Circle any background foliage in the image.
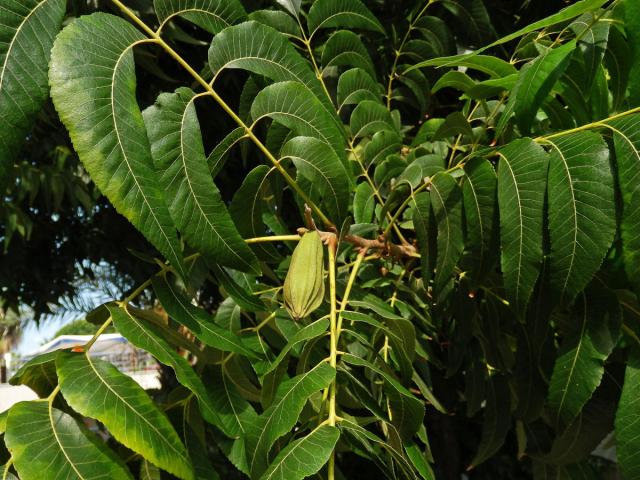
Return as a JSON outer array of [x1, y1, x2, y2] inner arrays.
[[2, 0, 640, 479]]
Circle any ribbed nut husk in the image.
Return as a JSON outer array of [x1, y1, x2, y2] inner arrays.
[[283, 230, 325, 320]]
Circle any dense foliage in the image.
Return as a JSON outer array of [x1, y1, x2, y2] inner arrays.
[[2, 0, 640, 479]]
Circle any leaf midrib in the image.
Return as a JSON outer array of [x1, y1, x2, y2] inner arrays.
[[178, 95, 249, 270], [0, 0, 48, 94], [111, 41, 182, 272], [48, 402, 86, 480]]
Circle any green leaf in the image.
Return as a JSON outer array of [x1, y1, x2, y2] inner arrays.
[[408, 55, 516, 78], [207, 366, 258, 439], [545, 132, 616, 304], [321, 30, 376, 79], [469, 375, 511, 469], [56, 351, 193, 480], [625, 0, 640, 106], [350, 100, 396, 139], [353, 182, 376, 224], [208, 21, 337, 127], [547, 290, 620, 427], [275, 0, 301, 18], [108, 304, 227, 434], [245, 362, 335, 478], [262, 319, 330, 379], [412, 191, 434, 285], [5, 401, 133, 480], [49, 13, 186, 279], [280, 136, 352, 224], [152, 274, 260, 358], [433, 111, 473, 140], [604, 25, 631, 111], [259, 425, 339, 480], [497, 139, 548, 315], [307, 0, 384, 37], [251, 81, 346, 160], [431, 71, 475, 94], [337, 68, 381, 111], [154, 0, 246, 34], [462, 158, 497, 284], [616, 348, 640, 478], [208, 127, 246, 177], [342, 354, 424, 440], [608, 115, 640, 291], [249, 10, 300, 37], [9, 350, 57, 397], [430, 172, 464, 297], [0, 0, 66, 189], [229, 165, 280, 262], [210, 264, 267, 312], [144, 87, 259, 273], [364, 130, 402, 166], [514, 41, 576, 133]]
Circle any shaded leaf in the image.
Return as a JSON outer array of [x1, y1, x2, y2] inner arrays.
[[337, 68, 381, 111], [430, 172, 464, 297], [153, 274, 259, 358], [245, 363, 336, 478], [144, 87, 259, 273], [280, 136, 352, 224], [0, 0, 66, 189], [545, 132, 615, 303], [497, 139, 548, 315], [350, 100, 396, 139], [321, 30, 376, 79], [514, 41, 576, 133], [260, 425, 339, 480], [616, 348, 640, 479], [9, 350, 57, 397], [154, 0, 246, 34]]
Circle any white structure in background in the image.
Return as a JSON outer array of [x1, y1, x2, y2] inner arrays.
[[1, 334, 160, 412]]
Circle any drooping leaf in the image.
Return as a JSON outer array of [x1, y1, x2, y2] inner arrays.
[[251, 81, 346, 160], [514, 41, 576, 133], [431, 71, 475, 94], [547, 289, 621, 427], [207, 366, 258, 439], [275, 0, 301, 18], [468, 375, 511, 469], [625, 0, 640, 106], [210, 264, 267, 312], [321, 30, 376, 79], [280, 136, 352, 224], [616, 348, 640, 479], [49, 13, 186, 278], [545, 132, 616, 304], [208, 21, 337, 126], [144, 87, 259, 273], [152, 274, 260, 358], [229, 165, 280, 262], [154, 0, 246, 34], [364, 130, 403, 166], [0, 0, 66, 189], [9, 350, 58, 397], [5, 401, 133, 480], [462, 158, 497, 285], [107, 304, 227, 434], [430, 172, 464, 297], [262, 319, 330, 379], [411, 191, 434, 285], [408, 55, 516, 78], [208, 127, 246, 177], [249, 10, 300, 37], [56, 351, 193, 480], [342, 354, 424, 440], [337, 68, 381, 111], [307, 0, 385, 37], [569, 12, 610, 93], [245, 363, 336, 478], [259, 425, 340, 480], [497, 139, 548, 315], [140, 461, 161, 480], [353, 182, 376, 224], [608, 115, 640, 291]]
